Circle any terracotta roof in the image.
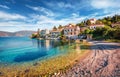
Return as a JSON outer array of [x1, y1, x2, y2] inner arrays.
[[50, 30, 61, 32], [64, 24, 79, 29], [89, 24, 104, 26], [89, 18, 96, 21]]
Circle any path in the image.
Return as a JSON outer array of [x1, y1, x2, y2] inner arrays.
[[54, 41, 120, 77]]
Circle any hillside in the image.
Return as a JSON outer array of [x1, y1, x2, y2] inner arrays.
[[0, 30, 36, 37]]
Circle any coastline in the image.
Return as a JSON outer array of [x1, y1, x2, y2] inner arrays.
[[0, 42, 91, 77]]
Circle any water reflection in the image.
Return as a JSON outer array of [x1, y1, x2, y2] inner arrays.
[[1, 37, 79, 63], [14, 39, 50, 62], [14, 39, 80, 62]]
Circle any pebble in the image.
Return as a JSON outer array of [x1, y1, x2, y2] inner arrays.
[[24, 69, 30, 73], [33, 62, 39, 66], [0, 72, 3, 76]]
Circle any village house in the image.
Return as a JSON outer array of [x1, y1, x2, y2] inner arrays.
[[111, 21, 120, 28], [89, 18, 96, 24], [50, 30, 61, 39], [89, 24, 105, 29], [40, 29, 49, 38], [63, 24, 80, 39], [89, 18, 104, 29]]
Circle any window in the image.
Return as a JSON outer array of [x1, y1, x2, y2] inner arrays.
[[74, 29, 76, 31]]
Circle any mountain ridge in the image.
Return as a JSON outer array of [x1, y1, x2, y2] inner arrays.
[[0, 30, 36, 37]]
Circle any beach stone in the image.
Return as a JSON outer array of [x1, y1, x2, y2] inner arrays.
[[14, 75, 19, 77], [33, 62, 39, 66], [0, 72, 3, 76], [24, 69, 30, 73], [75, 60, 78, 62]]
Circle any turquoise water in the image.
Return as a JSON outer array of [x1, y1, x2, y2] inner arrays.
[[0, 37, 72, 64]]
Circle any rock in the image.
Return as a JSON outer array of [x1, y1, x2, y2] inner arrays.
[[14, 75, 19, 77], [33, 62, 39, 66], [75, 60, 78, 62], [24, 69, 30, 73], [0, 72, 3, 76], [80, 70, 84, 75]]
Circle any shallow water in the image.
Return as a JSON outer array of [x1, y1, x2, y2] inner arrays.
[[0, 37, 75, 64]]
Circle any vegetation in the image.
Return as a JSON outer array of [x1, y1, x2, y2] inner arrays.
[[105, 39, 120, 43], [58, 25, 63, 29], [76, 21, 86, 27], [78, 15, 120, 40], [53, 26, 57, 31], [31, 29, 40, 39], [83, 26, 120, 40], [99, 15, 120, 26]]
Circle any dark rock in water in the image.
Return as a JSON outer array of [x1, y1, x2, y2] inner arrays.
[[24, 69, 30, 73], [33, 62, 39, 66]]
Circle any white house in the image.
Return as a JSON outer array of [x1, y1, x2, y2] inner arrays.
[[50, 30, 61, 39], [40, 29, 49, 38], [89, 18, 104, 29], [63, 24, 80, 39], [89, 18, 96, 24], [89, 24, 104, 29], [40, 29, 49, 36]]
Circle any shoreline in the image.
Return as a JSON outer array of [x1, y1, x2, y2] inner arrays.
[[51, 46, 91, 76], [58, 41, 120, 77], [0, 42, 91, 77]]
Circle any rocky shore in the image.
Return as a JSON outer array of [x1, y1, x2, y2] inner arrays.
[[52, 41, 120, 77]]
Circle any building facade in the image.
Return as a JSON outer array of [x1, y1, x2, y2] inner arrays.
[[50, 30, 61, 39], [89, 24, 104, 29], [40, 29, 49, 36], [89, 18, 96, 24], [63, 24, 80, 39], [89, 18, 104, 29]]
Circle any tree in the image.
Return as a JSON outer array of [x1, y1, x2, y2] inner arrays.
[[31, 33, 37, 38], [84, 29, 91, 34], [86, 20, 91, 26], [96, 20, 102, 24], [53, 26, 57, 31], [58, 25, 63, 29]]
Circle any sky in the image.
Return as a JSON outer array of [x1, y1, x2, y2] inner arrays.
[[0, 0, 120, 32]]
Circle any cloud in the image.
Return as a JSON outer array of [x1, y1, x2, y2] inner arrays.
[[0, 5, 10, 9], [0, 11, 26, 21], [57, 2, 73, 8], [30, 14, 87, 28], [91, 0, 120, 9], [26, 5, 54, 16], [72, 13, 79, 18], [0, 21, 39, 32]]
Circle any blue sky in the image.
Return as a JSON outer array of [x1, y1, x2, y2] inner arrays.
[[0, 0, 120, 32]]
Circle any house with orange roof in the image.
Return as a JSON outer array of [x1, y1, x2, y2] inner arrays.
[[89, 18, 104, 29], [89, 18, 96, 24], [50, 29, 62, 39], [89, 24, 104, 29]]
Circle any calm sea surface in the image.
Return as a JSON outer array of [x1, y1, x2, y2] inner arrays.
[[0, 37, 75, 64]]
